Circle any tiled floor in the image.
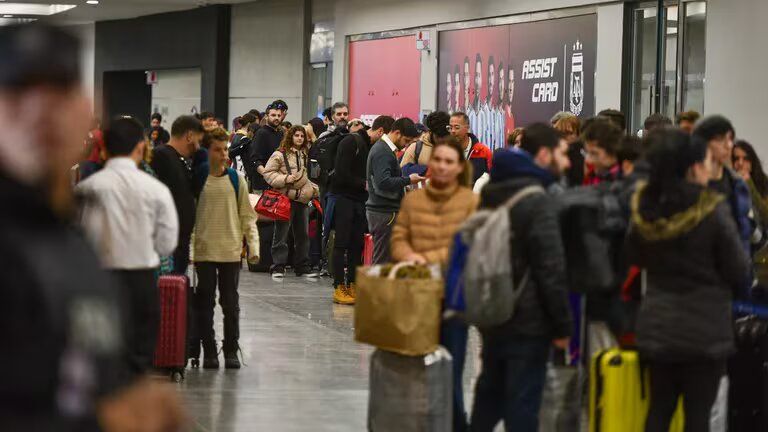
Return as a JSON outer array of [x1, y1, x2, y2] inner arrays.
[[179, 271, 374, 431], [177, 269, 580, 432]]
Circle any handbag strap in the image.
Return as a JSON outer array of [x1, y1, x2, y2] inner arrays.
[[281, 151, 293, 176]]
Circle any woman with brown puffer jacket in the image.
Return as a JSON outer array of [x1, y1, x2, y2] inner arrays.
[[262, 125, 319, 278], [390, 136, 479, 432]]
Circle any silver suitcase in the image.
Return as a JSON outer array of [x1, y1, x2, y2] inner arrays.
[[368, 347, 453, 432]]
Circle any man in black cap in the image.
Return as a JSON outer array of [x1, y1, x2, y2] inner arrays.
[[365, 117, 423, 264], [0, 24, 184, 431]]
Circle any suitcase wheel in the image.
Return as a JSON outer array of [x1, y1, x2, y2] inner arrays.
[[171, 370, 185, 383]]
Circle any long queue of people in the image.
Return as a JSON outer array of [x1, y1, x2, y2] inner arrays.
[[286, 102, 763, 431], [4, 23, 768, 432]]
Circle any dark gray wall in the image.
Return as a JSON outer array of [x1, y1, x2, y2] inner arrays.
[[95, 5, 231, 124]]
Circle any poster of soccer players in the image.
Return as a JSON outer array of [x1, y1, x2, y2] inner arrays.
[[438, 14, 597, 150]]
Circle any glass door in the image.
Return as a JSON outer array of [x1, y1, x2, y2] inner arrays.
[[627, 0, 706, 134]]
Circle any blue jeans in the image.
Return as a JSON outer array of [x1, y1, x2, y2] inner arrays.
[[441, 318, 469, 432], [470, 335, 551, 432]]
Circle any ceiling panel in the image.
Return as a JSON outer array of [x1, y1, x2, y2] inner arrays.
[[10, 0, 259, 24]]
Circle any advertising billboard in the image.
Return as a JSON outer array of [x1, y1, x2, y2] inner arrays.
[[438, 14, 597, 150], [348, 35, 421, 124]]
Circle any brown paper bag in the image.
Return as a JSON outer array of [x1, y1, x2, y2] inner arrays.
[[354, 263, 444, 356]]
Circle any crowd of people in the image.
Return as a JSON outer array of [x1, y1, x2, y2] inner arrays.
[[3, 22, 768, 432]]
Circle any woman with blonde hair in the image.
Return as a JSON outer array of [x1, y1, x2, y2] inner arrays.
[[263, 125, 320, 278]]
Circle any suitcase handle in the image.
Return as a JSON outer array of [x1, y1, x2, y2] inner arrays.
[[733, 301, 768, 319]]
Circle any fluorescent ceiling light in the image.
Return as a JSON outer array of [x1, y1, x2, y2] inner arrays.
[[86, 0, 98, 4], [0, 3, 76, 16]]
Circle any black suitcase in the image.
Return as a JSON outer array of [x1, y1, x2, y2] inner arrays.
[[728, 316, 768, 431]]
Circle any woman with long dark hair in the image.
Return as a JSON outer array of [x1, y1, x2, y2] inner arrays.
[[733, 140, 768, 213], [263, 125, 319, 278], [626, 128, 749, 432], [733, 139, 768, 289]]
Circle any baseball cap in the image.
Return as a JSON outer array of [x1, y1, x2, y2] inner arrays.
[[0, 24, 80, 90]]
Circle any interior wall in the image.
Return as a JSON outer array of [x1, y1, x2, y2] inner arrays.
[[95, 5, 230, 125], [330, 0, 623, 120], [229, 0, 307, 125], [67, 23, 95, 104], [595, 3, 624, 112], [150, 69, 203, 130], [705, 0, 765, 156]]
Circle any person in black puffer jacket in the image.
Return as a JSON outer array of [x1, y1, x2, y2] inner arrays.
[[625, 127, 749, 432]]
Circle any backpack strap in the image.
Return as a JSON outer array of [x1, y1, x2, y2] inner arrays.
[[226, 168, 240, 202], [502, 184, 546, 210], [415, 141, 424, 163]]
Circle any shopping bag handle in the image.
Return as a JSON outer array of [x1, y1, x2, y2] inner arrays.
[[388, 262, 416, 279]]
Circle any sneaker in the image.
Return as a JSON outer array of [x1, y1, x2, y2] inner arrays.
[[271, 266, 285, 279], [332, 284, 355, 305], [296, 267, 320, 278], [348, 283, 357, 299]]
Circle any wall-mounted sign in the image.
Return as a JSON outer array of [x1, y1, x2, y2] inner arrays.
[[438, 14, 597, 151], [348, 35, 421, 123]]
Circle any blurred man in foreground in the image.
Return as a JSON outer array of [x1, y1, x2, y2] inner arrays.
[[0, 24, 184, 431]]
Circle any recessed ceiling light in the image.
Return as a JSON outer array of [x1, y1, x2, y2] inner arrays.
[[86, 0, 98, 4], [0, 4, 76, 16]]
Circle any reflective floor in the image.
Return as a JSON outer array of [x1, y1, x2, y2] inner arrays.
[[179, 270, 483, 431], [178, 269, 579, 432]]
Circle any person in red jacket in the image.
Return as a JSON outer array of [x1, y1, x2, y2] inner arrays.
[[448, 112, 492, 186]]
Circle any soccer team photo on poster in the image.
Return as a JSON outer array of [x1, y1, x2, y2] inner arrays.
[[438, 14, 597, 150]]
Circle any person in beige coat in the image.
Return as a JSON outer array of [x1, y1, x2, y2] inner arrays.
[[391, 136, 479, 431], [263, 125, 320, 278]]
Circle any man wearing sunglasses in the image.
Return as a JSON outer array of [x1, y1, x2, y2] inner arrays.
[[448, 112, 493, 186]]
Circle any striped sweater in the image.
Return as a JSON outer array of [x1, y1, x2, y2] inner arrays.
[[192, 172, 259, 262]]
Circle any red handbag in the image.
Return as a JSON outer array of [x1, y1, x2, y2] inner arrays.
[[255, 189, 291, 221]]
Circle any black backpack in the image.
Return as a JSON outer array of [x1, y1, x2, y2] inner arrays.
[[557, 182, 629, 294], [309, 130, 347, 186]]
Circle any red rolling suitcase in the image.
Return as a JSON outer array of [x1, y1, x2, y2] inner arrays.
[[363, 233, 374, 266], [154, 275, 188, 381]]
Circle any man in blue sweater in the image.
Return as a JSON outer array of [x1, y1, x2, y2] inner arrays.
[[366, 117, 424, 264]]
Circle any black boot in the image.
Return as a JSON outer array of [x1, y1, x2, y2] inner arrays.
[[223, 341, 241, 369], [202, 339, 219, 369]]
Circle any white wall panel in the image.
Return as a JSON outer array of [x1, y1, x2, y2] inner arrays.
[[150, 69, 202, 129], [705, 0, 768, 156], [229, 0, 306, 125]]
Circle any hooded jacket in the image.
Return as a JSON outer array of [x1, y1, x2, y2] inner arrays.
[[262, 149, 319, 204], [626, 182, 750, 361], [480, 149, 573, 341]]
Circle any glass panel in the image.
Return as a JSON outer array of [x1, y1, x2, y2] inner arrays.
[[630, 7, 658, 134], [661, 5, 679, 120], [683, 1, 706, 114], [307, 64, 329, 120]]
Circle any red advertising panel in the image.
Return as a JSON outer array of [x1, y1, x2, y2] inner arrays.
[[348, 36, 421, 123]]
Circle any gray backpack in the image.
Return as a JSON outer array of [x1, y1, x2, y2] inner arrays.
[[459, 185, 545, 328]]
